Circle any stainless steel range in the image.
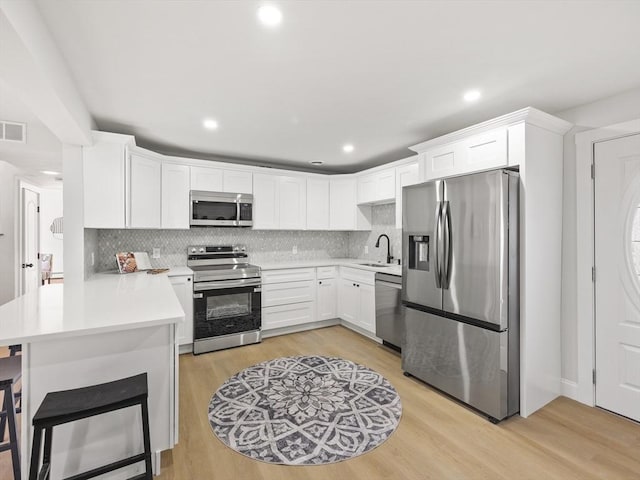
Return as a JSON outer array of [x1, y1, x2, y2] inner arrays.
[[188, 245, 261, 354]]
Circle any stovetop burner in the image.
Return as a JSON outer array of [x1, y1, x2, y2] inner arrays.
[[187, 245, 260, 282]]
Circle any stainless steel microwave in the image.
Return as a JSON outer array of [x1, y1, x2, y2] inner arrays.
[[190, 191, 253, 227]]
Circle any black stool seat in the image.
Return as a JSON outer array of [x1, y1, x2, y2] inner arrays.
[[33, 373, 148, 426], [29, 373, 152, 480], [1, 355, 22, 480]]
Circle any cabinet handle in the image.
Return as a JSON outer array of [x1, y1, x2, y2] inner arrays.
[[356, 284, 360, 288], [319, 281, 322, 285]]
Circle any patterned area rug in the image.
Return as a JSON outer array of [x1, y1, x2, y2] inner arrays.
[[208, 355, 402, 465]]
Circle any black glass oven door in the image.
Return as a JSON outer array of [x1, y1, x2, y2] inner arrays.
[[193, 285, 261, 339]]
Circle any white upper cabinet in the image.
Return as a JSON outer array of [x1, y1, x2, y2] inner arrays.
[[357, 167, 396, 204], [223, 170, 253, 194], [190, 166, 253, 193], [162, 163, 190, 229], [421, 127, 508, 181], [190, 166, 223, 191], [278, 176, 307, 230], [395, 159, 421, 229], [128, 153, 162, 228], [253, 174, 279, 229], [306, 177, 330, 230], [83, 141, 126, 228], [330, 178, 372, 231], [254, 174, 306, 230]]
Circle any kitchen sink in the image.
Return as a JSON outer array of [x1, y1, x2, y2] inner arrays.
[[359, 263, 392, 267]]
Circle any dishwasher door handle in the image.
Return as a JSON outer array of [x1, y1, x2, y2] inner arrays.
[[376, 280, 402, 289]]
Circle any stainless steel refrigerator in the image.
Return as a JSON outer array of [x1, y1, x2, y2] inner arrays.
[[401, 169, 519, 422]]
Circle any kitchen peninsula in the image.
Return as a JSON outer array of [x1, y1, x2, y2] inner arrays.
[[0, 273, 184, 478]]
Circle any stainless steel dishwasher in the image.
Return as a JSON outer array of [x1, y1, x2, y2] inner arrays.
[[375, 272, 403, 351]]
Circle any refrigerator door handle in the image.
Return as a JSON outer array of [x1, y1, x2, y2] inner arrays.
[[442, 200, 452, 289], [434, 201, 442, 289]]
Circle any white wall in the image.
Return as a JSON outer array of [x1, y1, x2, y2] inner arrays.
[[0, 160, 22, 305], [39, 186, 64, 276], [554, 86, 640, 384]]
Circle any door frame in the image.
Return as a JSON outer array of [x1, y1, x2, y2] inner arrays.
[[575, 118, 640, 407], [17, 180, 41, 296]]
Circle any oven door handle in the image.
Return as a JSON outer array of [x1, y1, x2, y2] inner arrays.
[[194, 279, 262, 291]]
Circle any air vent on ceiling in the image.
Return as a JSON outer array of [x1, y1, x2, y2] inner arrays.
[[0, 120, 26, 143]]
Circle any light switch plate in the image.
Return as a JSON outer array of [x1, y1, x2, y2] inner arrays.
[[364, 246, 369, 254], [152, 248, 161, 259], [292, 245, 298, 255]]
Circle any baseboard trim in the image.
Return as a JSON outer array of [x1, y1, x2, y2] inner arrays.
[[339, 320, 382, 343], [262, 319, 340, 339], [561, 378, 579, 401]]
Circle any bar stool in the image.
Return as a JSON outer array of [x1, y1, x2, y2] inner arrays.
[[8, 345, 21, 356], [29, 373, 153, 480], [0, 355, 22, 480]]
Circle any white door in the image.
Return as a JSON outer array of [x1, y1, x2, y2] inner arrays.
[[223, 170, 252, 194], [358, 283, 376, 333], [128, 154, 161, 228], [338, 278, 358, 323], [162, 163, 190, 229], [306, 178, 330, 230], [278, 176, 306, 230], [329, 179, 356, 230], [169, 275, 193, 345], [22, 187, 40, 294], [190, 166, 223, 192], [253, 174, 279, 229], [594, 133, 640, 422], [316, 278, 337, 321]]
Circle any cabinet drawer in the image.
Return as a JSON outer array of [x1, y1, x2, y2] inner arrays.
[[262, 280, 315, 307], [340, 266, 375, 285], [262, 268, 316, 284], [316, 266, 337, 279], [262, 302, 314, 331]]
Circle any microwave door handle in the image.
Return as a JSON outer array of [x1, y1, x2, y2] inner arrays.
[[434, 201, 442, 289], [235, 201, 240, 226]]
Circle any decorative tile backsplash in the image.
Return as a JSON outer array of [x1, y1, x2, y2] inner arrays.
[[92, 204, 401, 273], [348, 204, 401, 264], [95, 228, 350, 272]]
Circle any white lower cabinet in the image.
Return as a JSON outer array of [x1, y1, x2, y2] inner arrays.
[[338, 267, 376, 334], [316, 277, 337, 321], [260, 265, 375, 335], [169, 274, 193, 346], [263, 302, 315, 330], [338, 278, 359, 323], [262, 268, 317, 331]]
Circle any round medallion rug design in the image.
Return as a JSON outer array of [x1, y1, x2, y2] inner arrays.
[[208, 355, 402, 465]]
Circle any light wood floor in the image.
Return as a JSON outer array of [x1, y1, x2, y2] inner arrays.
[[3, 327, 640, 479], [158, 326, 640, 480]]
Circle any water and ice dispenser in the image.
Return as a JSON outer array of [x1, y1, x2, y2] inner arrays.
[[408, 235, 430, 271]]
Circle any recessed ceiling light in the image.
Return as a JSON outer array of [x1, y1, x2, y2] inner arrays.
[[203, 119, 219, 130], [257, 5, 282, 27], [463, 89, 481, 102], [310, 161, 323, 166], [41, 170, 60, 175], [342, 144, 354, 153]]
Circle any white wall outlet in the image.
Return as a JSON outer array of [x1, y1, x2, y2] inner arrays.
[[364, 245, 369, 254], [292, 245, 298, 255], [152, 248, 161, 259], [91, 252, 95, 266]]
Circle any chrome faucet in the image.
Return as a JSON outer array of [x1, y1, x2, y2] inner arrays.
[[375, 234, 393, 264]]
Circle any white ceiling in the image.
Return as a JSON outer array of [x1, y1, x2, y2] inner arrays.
[[35, 0, 640, 173]]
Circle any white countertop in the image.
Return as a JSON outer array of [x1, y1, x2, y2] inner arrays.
[[166, 266, 193, 276], [256, 258, 402, 276], [0, 272, 185, 345]]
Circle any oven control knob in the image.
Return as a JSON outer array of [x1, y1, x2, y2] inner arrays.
[[199, 248, 205, 253], [191, 248, 196, 253]]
